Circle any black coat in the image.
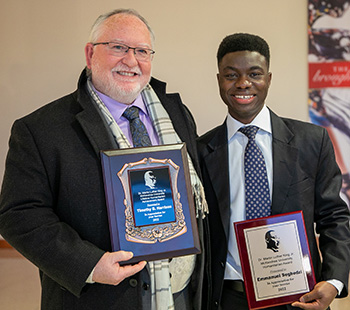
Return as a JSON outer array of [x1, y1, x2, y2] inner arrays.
[[198, 110, 350, 309], [0, 70, 208, 310]]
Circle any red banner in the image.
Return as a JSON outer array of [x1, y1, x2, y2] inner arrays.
[[309, 62, 350, 88]]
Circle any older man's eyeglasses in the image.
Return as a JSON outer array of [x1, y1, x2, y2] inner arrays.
[[92, 42, 155, 61]]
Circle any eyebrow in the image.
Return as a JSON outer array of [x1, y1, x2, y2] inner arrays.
[[109, 40, 152, 48], [223, 65, 265, 71]]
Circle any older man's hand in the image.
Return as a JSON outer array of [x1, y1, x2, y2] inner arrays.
[[92, 251, 146, 286]]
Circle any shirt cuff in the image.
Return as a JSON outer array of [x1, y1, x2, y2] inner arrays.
[[86, 267, 96, 284], [327, 279, 344, 295]]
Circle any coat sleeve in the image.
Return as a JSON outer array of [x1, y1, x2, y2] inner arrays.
[[314, 128, 350, 297], [0, 119, 105, 297]]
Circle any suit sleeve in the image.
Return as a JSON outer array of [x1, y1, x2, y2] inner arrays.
[[314, 128, 350, 297], [0, 119, 105, 297]]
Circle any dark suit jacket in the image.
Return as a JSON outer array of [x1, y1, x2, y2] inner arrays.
[[0, 70, 208, 310], [197, 109, 350, 310]]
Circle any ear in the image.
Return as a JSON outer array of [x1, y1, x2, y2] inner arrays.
[[85, 43, 94, 69], [267, 72, 272, 86]]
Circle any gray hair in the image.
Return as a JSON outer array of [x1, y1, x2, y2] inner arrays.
[[88, 8, 155, 46]]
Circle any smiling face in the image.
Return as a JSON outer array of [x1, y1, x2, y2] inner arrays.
[[85, 13, 153, 104], [217, 50, 272, 124]]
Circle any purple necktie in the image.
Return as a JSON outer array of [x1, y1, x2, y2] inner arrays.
[[123, 106, 152, 147]]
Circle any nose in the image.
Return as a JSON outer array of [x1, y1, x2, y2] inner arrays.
[[121, 48, 138, 66], [235, 75, 252, 88]]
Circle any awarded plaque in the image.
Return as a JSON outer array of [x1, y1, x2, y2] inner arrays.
[[101, 143, 200, 264], [234, 211, 316, 309]]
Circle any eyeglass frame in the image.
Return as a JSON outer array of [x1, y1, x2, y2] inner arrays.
[[92, 42, 155, 61]]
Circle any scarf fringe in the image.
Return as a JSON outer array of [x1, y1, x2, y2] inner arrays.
[[192, 183, 209, 219]]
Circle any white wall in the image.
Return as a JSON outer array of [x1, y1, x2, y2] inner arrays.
[[0, 0, 308, 184]]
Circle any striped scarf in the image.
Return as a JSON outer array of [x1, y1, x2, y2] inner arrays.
[[87, 80, 208, 310]]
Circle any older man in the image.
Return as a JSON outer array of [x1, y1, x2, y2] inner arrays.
[[0, 9, 208, 310]]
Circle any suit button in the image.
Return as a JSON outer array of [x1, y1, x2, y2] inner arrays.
[[143, 283, 150, 290], [220, 262, 225, 268], [129, 279, 138, 287], [215, 301, 219, 307]]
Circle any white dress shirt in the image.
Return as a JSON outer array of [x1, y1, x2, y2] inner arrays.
[[224, 105, 272, 280]]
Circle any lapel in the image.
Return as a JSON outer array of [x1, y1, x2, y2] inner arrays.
[[202, 122, 231, 238], [75, 86, 117, 157], [270, 110, 299, 214]]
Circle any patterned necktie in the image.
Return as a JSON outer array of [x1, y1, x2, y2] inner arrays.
[[123, 106, 152, 147], [239, 126, 271, 219]]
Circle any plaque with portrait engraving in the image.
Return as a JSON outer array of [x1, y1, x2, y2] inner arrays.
[[101, 143, 200, 264], [234, 211, 316, 310]]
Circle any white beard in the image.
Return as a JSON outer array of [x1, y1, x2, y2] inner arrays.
[[102, 79, 144, 103], [91, 63, 151, 104]]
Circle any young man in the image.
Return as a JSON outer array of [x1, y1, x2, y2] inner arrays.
[[198, 33, 350, 310]]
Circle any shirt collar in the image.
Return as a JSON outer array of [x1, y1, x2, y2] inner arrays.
[[226, 105, 272, 141], [92, 86, 148, 120]]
